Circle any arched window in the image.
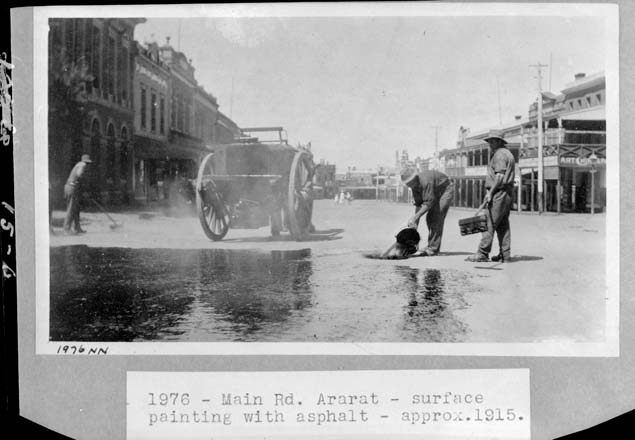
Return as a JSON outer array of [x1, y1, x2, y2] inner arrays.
[[106, 123, 116, 183], [88, 118, 101, 193], [91, 118, 101, 135], [120, 125, 129, 197], [90, 118, 101, 160]]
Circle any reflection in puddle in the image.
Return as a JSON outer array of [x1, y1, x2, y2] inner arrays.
[[50, 246, 475, 342], [50, 246, 312, 341], [397, 267, 470, 342]]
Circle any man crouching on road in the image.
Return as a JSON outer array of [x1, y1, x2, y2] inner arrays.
[[401, 166, 454, 256], [465, 130, 515, 263]]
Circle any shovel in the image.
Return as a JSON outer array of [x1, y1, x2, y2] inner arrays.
[[90, 197, 123, 230], [380, 242, 398, 259]]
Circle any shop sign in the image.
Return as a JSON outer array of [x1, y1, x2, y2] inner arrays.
[[518, 156, 558, 168], [559, 156, 606, 167], [465, 166, 487, 176]]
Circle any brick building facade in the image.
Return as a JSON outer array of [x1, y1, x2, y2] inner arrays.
[[48, 18, 145, 207], [49, 20, 243, 207]]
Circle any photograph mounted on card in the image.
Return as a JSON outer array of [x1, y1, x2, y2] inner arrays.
[[30, 3, 619, 356]]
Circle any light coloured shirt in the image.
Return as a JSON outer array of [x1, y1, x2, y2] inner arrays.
[[66, 161, 87, 187], [486, 147, 515, 189]]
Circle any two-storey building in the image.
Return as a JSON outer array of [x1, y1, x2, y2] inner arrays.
[[439, 71, 606, 213], [130, 39, 239, 204], [48, 18, 144, 206], [131, 40, 171, 202], [520, 72, 606, 213]]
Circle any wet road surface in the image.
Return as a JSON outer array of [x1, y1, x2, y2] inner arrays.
[[48, 200, 608, 343], [50, 246, 483, 342]]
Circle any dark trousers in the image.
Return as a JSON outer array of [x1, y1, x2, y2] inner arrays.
[[477, 189, 512, 258], [415, 183, 454, 254], [63, 184, 81, 232]]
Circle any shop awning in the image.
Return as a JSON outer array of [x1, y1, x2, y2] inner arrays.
[[561, 106, 605, 121]]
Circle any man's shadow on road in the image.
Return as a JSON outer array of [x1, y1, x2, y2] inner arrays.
[[435, 251, 473, 257], [474, 255, 544, 270], [222, 228, 344, 243], [511, 255, 543, 262]]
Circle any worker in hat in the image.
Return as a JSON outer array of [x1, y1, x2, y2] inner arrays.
[[63, 154, 92, 234], [465, 129, 516, 263], [401, 166, 454, 256]]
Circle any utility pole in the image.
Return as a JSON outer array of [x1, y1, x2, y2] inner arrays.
[[230, 76, 234, 119], [177, 19, 182, 52], [432, 125, 441, 168], [497, 76, 502, 126], [549, 53, 553, 92], [530, 63, 548, 214]]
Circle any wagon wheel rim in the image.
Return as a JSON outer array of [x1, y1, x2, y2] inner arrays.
[[287, 151, 314, 240], [196, 153, 230, 241]]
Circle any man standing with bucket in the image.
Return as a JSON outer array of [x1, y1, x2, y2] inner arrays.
[[401, 166, 454, 256], [465, 130, 515, 263], [63, 154, 92, 234]]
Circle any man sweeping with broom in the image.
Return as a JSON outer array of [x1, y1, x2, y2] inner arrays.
[[63, 154, 92, 235], [465, 129, 515, 263], [400, 166, 454, 256]]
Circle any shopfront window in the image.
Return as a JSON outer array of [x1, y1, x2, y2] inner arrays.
[[140, 85, 147, 130]]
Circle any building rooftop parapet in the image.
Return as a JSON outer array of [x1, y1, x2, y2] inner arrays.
[[561, 71, 605, 94], [137, 42, 171, 72]]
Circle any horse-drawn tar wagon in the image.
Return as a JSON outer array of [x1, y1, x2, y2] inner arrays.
[[195, 127, 315, 241]]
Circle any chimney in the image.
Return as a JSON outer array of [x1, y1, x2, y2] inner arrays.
[[574, 73, 586, 80]]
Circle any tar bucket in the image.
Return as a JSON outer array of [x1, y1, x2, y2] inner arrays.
[[458, 201, 488, 236]]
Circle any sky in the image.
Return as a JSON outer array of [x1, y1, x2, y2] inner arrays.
[[135, 13, 609, 171]]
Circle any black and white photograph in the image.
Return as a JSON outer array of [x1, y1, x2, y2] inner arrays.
[[10, 2, 635, 439], [34, 3, 618, 355]]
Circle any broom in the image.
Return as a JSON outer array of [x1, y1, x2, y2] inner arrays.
[[90, 198, 123, 230]]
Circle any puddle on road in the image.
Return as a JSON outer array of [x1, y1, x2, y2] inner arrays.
[[397, 267, 470, 342], [363, 252, 410, 260], [50, 246, 477, 342]]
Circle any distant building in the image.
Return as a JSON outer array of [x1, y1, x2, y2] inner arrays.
[[130, 37, 242, 204], [314, 160, 337, 199], [521, 72, 606, 213], [48, 20, 243, 208], [159, 41, 214, 178], [132, 40, 172, 202], [440, 71, 606, 213], [439, 122, 521, 210], [216, 111, 241, 144]]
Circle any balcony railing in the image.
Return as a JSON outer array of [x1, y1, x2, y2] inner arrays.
[[524, 129, 606, 148]]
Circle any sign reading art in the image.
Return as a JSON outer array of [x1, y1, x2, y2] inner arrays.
[[559, 156, 606, 167]]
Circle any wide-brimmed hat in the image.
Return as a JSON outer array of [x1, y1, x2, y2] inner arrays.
[[484, 129, 507, 144], [81, 154, 93, 163], [400, 166, 418, 184]]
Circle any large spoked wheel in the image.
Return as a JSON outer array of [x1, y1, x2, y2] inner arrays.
[[196, 153, 230, 241], [287, 151, 314, 240]]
